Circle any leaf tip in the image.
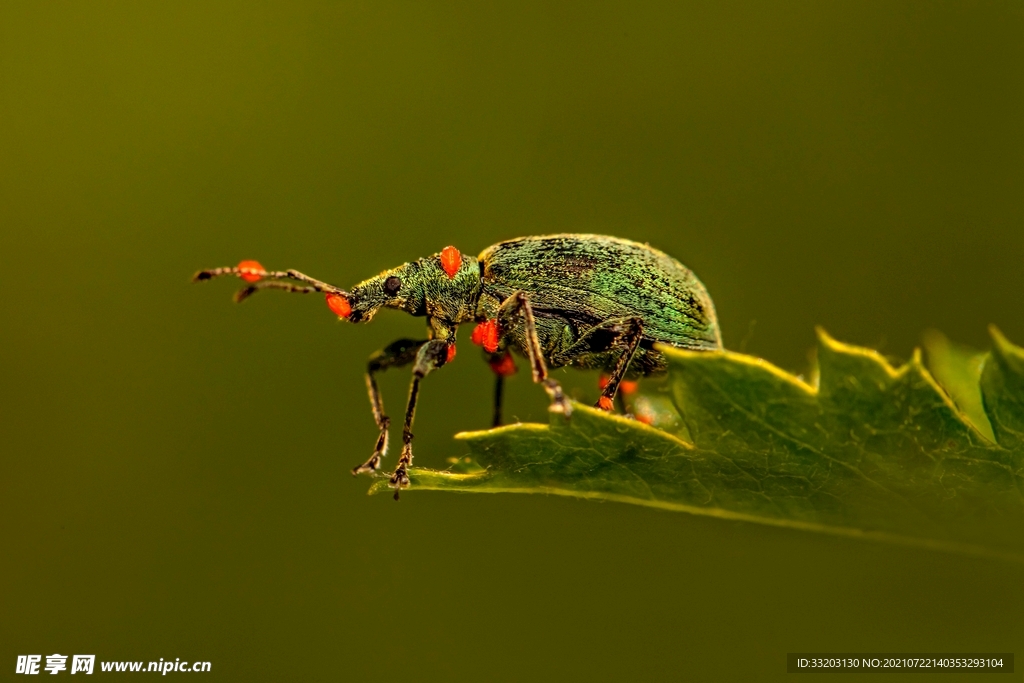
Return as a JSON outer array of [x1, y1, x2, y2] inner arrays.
[[921, 329, 948, 358], [989, 325, 1011, 352], [815, 328, 868, 358], [367, 479, 390, 496], [814, 326, 835, 346], [988, 325, 1024, 372]]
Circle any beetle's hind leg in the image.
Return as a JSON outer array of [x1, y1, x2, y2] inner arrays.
[[596, 318, 644, 412], [353, 339, 428, 476], [498, 292, 571, 417], [599, 375, 638, 414]]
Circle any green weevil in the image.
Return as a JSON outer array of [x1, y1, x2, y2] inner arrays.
[[194, 234, 722, 496]]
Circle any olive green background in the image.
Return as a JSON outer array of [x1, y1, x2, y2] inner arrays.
[[2, 2, 1022, 680]]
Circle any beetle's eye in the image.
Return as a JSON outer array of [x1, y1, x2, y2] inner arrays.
[[383, 276, 402, 296]]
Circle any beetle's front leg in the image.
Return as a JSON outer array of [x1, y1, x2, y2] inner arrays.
[[352, 338, 428, 476], [389, 339, 452, 498], [498, 291, 571, 417]]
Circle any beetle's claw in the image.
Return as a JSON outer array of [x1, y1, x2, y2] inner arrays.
[[389, 466, 410, 488], [556, 398, 573, 418], [387, 443, 413, 497], [351, 453, 381, 476], [389, 464, 411, 491], [352, 424, 389, 476], [543, 379, 573, 418]]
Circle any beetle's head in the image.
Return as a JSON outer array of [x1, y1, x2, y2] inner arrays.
[[341, 246, 481, 324], [193, 247, 481, 326]]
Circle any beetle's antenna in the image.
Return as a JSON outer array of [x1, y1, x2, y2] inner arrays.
[[192, 261, 350, 302], [232, 281, 320, 302]]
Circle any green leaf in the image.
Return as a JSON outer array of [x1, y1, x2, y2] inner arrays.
[[369, 328, 1024, 561]]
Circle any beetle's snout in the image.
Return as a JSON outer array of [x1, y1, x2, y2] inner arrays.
[[343, 263, 426, 322], [334, 285, 383, 324]]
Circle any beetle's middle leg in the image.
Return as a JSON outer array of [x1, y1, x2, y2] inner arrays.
[[352, 338, 428, 476], [492, 374, 505, 428], [486, 351, 518, 427], [498, 292, 571, 417]]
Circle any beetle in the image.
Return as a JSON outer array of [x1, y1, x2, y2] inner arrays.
[[194, 234, 722, 497]]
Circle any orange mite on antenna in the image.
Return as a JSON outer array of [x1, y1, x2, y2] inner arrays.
[[237, 260, 265, 283]]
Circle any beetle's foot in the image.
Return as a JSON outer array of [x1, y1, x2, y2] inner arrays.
[[389, 459, 411, 501], [351, 453, 381, 476], [352, 426, 388, 476], [389, 464, 410, 489], [387, 442, 414, 497], [543, 379, 573, 418]]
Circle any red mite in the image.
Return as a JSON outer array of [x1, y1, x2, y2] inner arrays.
[[471, 320, 500, 353], [599, 375, 638, 395], [237, 260, 265, 284], [326, 293, 351, 318], [440, 246, 461, 279], [489, 353, 516, 377]]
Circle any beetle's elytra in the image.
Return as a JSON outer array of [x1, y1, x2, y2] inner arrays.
[[194, 234, 722, 497]]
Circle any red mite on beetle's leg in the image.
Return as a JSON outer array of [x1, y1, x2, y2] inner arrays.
[[194, 235, 722, 497]]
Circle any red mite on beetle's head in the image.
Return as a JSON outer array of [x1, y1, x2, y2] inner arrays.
[[194, 235, 721, 498]]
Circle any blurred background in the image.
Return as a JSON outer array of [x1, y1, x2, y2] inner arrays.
[[2, 2, 1022, 680]]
